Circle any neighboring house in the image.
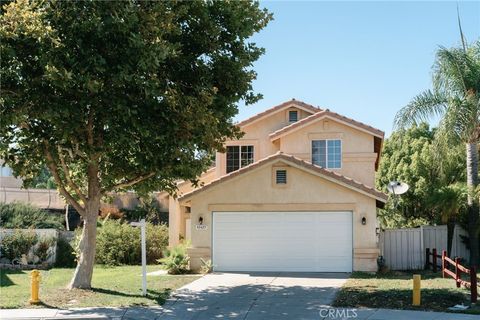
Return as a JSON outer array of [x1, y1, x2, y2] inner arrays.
[[167, 99, 387, 272]]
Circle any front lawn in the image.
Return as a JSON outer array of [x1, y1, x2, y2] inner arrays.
[[0, 265, 200, 309], [333, 271, 480, 314]]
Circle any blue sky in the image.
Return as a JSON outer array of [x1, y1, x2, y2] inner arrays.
[[235, 1, 480, 137]]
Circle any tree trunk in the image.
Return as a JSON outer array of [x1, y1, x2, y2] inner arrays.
[[466, 142, 479, 267], [68, 199, 100, 289], [447, 219, 455, 258]]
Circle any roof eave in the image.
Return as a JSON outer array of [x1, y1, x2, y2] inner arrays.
[[270, 114, 384, 142], [179, 153, 388, 203], [237, 100, 321, 128]]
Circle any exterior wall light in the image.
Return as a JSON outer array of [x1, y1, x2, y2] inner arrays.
[[198, 216, 204, 225], [361, 217, 367, 225]]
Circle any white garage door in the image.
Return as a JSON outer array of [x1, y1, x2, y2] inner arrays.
[[212, 211, 353, 272]]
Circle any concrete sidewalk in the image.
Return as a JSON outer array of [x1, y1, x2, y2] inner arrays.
[[1, 307, 479, 320]]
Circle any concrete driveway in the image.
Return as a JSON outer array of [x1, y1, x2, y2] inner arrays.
[[157, 272, 349, 320]]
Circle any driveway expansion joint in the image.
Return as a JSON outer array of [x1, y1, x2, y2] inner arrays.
[[242, 276, 278, 320]]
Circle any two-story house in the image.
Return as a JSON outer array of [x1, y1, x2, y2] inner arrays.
[[167, 99, 387, 272]]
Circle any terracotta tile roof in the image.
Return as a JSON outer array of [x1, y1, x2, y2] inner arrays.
[[236, 99, 321, 127], [269, 109, 385, 140], [179, 152, 388, 202]]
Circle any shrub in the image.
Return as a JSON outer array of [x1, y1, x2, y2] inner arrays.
[[146, 223, 169, 264], [54, 236, 76, 268], [34, 236, 56, 263], [95, 220, 141, 265], [158, 243, 190, 274], [200, 258, 213, 274], [92, 219, 169, 265], [0, 202, 64, 229], [0, 230, 38, 261]]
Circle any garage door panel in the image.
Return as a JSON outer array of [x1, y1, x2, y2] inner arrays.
[[212, 211, 352, 272]]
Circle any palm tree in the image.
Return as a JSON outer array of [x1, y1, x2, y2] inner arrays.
[[429, 183, 467, 257], [394, 40, 480, 266]]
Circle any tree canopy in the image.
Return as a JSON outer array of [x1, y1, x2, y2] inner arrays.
[[376, 123, 466, 228], [394, 39, 480, 265], [0, 0, 272, 288]]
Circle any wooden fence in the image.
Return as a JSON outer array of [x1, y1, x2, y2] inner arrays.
[[441, 250, 478, 303], [379, 225, 469, 270]]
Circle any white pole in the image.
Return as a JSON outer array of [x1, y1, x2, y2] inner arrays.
[[141, 218, 147, 296], [131, 218, 147, 296]]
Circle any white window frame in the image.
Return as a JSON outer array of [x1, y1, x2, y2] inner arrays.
[[226, 145, 254, 173], [288, 110, 298, 122], [311, 139, 342, 169]]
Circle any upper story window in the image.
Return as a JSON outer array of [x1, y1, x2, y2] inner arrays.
[[226, 146, 254, 173], [312, 140, 341, 169], [288, 110, 298, 122], [0, 166, 13, 177]]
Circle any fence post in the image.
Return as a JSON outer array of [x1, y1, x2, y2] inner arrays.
[[432, 249, 437, 273], [441, 250, 446, 278], [471, 266, 478, 303], [455, 258, 461, 288], [425, 248, 430, 270]]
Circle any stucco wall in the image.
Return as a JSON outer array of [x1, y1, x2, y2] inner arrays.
[[0, 176, 23, 188], [278, 119, 376, 186], [184, 159, 379, 272], [215, 106, 313, 177]]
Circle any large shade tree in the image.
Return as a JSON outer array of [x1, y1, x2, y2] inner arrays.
[[0, 0, 271, 288], [376, 123, 465, 229], [394, 40, 480, 265]]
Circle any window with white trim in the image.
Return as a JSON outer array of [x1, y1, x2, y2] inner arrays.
[[226, 146, 254, 173], [288, 110, 298, 122], [312, 140, 341, 169]]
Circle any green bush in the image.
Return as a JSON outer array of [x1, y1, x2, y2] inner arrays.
[[91, 219, 169, 266], [146, 223, 169, 264], [95, 220, 141, 265], [158, 243, 190, 274], [54, 236, 76, 268], [0, 230, 38, 261], [0, 202, 64, 229], [35, 236, 56, 263]]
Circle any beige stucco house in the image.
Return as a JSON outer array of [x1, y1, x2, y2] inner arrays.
[[167, 99, 388, 272]]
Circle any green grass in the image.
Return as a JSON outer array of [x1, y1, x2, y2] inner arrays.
[[0, 265, 200, 309], [333, 270, 480, 314]]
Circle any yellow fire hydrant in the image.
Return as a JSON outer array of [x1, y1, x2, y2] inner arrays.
[[29, 269, 41, 304], [412, 274, 421, 306]]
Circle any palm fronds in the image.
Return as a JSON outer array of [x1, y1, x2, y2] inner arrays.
[[394, 90, 447, 129]]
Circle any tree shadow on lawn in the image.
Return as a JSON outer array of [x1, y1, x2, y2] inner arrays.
[[0, 269, 26, 287], [92, 287, 172, 305]]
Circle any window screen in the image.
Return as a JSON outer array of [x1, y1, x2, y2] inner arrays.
[[312, 140, 341, 169], [288, 110, 298, 122]]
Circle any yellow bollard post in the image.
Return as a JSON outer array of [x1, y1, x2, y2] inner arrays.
[[29, 269, 41, 304], [412, 274, 421, 306]]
